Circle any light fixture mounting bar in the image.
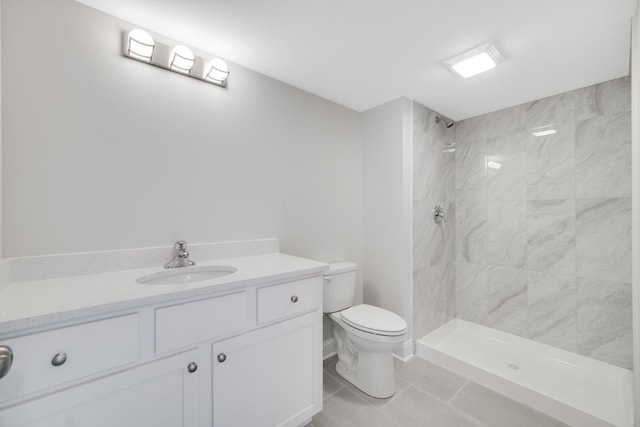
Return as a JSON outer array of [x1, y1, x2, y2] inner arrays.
[[123, 29, 229, 88]]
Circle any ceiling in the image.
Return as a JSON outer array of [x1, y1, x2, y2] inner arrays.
[[75, 0, 636, 120]]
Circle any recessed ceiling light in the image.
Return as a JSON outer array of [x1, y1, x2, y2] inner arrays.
[[445, 42, 503, 78], [531, 129, 557, 137]]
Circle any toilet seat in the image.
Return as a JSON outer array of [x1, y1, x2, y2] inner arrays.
[[337, 304, 407, 336]]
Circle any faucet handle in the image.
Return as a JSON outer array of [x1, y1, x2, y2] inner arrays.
[[174, 241, 187, 250]]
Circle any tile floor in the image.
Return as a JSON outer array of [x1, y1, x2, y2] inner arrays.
[[310, 356, 569, 427]]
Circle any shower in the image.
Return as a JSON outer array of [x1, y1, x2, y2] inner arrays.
[[413, 76, 633, 427]]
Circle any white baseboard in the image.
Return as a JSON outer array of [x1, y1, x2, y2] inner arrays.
[[393, 339, 414, 362], [323, 338, 337, 360]]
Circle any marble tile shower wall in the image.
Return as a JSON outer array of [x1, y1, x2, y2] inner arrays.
[[455, 76, 632, 368], [413, 102, 456, 339]]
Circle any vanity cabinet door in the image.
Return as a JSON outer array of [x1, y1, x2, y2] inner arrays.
[[0, 350, 200, 427], [212, 312, 322, 427]]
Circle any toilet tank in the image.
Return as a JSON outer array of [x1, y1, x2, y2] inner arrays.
[[323, 261, 357, 313]]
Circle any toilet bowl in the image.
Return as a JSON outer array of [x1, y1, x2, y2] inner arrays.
[[323, 262, 407, 398]]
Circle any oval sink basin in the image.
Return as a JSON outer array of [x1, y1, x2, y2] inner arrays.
[[137, 266, 237, 285]]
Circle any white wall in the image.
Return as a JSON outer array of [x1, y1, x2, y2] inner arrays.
[[632, 2, 640, 423], [362, 98, 413, 337], [1, 0, 363, 288], [0, 0, 3, 258]]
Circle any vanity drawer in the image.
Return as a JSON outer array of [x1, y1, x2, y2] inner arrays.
[[155, 291, 249, 354], [257, 277, 321, 324], [0, 314, 139, 404]]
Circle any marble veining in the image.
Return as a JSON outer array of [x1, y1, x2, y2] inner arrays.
[[412, 201, 430, 270], [576, 197, 631, 283], [484, 103, 528, 139], [487, 201, 526, 268], [455, 198, 487, 263], [528, 272, 577, 352], [577, 277, 632, 368], [412, 101, 457, 337], [487, 133, 527, 201], [453, 77, 630, 368], [575, 76, 631, 121], [414, 120, 455, 203], [424, 262, 456, 335], [486, 266, 527, 336], [454, 115, 488, 143], [575, 113, 631, 198], [412, 268, 431, 340], [455, 138, 486, 195], [455, 262, 488, 325], [526, 124, 575, 200], [526, 199, 575, 276], [525, 91, 575, 129]]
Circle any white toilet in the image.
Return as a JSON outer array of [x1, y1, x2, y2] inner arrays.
[[324, 261, 407, 398]]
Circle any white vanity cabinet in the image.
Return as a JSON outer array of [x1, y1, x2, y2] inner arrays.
[[209, 277, 323, 426], [0, 350, 200, 427], [212, 312, 322, 426], [0, 272, 324, 427]]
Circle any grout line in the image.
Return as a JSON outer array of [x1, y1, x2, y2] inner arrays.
[[322, 369, 346, 402], [375, 378, 411, 409], [446, 379, 470, 404], [322, 387, 344, 402], [379, 384, 413, 409], [324, 368, 374, 406], [443, 382, 492, 427]]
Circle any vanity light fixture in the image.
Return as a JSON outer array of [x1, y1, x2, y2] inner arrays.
[[204, 58, 230, 85], [126, 29, 155, 62], [169, 45, 195, 74], [122, 28, 229, 88], [445, 42, 503, 78]]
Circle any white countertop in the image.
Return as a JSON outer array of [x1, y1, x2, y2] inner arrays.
[[0, 252, 328, 335]]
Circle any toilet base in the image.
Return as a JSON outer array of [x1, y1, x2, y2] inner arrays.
[[335, 349, 396, 399]]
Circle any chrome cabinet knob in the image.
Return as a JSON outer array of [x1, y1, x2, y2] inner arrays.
[[51, 352, 67, 367], [217, 353, 227, 363], [187, 362, 198, 373], [0, 346, 13, 379], [290, 295, 299, 303]]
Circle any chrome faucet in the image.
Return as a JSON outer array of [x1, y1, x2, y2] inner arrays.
[[165, 240, 196, 269]]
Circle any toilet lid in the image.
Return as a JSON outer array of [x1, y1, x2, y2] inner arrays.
[[339, 304, 407, 336]]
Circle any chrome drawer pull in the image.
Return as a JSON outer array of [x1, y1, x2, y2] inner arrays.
[[217, 353, 227, 363], [0, 346, 13, 379], [290, 295, 299, 303], [187, 362, 198, 373], [51, 352, 67, 367]]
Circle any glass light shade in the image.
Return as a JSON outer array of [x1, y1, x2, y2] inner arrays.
[[204, 58, 230, 84], [127, 29, 155, 62], [446, 42, 502, 78], [169, 45, 195, 73]]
